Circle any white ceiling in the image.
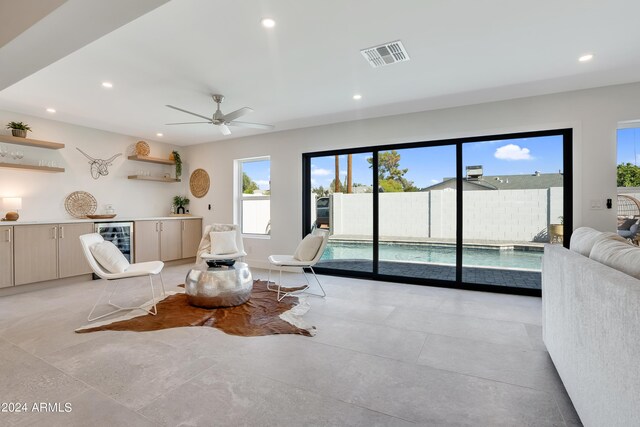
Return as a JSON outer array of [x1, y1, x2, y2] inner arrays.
[[1, 0, 640, 146]]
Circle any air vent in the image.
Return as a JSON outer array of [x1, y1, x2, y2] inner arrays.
[[360, 40, 410, 68]]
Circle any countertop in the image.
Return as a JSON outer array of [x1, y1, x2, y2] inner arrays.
[[1, 216, 202, 226]]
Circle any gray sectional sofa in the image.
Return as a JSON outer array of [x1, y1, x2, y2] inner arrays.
[[542, 227, 640, 427]]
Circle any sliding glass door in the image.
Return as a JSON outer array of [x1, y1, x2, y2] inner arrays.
[[377, 146, 457, 282], [302, 129, 571, 295]]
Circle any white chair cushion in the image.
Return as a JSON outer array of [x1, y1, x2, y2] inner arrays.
[[590, 238, 640, 279], [570, 227, 625, 257], [210, 230, 239, 255], [294, 234, 323, 261], [90, 241, 130, 274]]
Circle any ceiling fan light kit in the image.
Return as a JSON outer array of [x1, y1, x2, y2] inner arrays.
[[166, 94, 274, 136]]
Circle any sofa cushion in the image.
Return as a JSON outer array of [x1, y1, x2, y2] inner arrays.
[[570, 227, 626, 257], [90, 241, 130, 273], [590, 238, 640, 279]]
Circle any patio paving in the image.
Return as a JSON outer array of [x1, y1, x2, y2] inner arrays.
[[316, 260, 541, 290]]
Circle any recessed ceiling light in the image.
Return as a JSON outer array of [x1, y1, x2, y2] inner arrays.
[[156, 133, 163, 137], [46, 108, 56, 113], [101, 81, 113, 88], [261, 18, 276, 28], [578, 54, 594, 62], [353, 94, 362, 100]]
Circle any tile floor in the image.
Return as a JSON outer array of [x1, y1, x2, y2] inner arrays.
[[0, 264, 581, 426]]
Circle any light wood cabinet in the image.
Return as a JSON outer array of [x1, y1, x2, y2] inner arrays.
[[58, 223, 94, 278], [135, 219, 202, 263], [182, 219, 202, 258], [0, 226, 13, 288], [160, 220, 182, 261], [134, 221, 160, 263], [14, 224, 58, 285]]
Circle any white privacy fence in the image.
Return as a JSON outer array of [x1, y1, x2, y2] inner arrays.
[[329, 188, 563, 242]]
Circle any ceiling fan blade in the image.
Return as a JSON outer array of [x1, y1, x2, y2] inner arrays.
[[166, 105, 212, 121], [227, 121, 274, 130], [219, 124, 231, 136], [165, 121, 212, 125], [222, 107, 253, 122]]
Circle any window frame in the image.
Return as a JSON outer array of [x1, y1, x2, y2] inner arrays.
[[235, 156, 271, 238]]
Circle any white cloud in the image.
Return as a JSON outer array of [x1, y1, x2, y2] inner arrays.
[[255, 180, 270, 187], [340, 170, 347, 176], [494, 144, 532, 161], [430, 179, 440, 183], [311, 166, 332, 176]]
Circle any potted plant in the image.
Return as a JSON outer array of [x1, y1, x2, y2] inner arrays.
[[6, 121, 31, 138], [171, 150, 182, 179], [173, 195, 190, 214], [549, 216, 564, 244]]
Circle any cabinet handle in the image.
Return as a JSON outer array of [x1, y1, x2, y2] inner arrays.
[[53, 226, 58, 239], [60, 226, 65, 239], [182, 221, 185, 231], [160, 222, 164, 231], [5, 228, 10, 243], [156, 222, 159, 232]]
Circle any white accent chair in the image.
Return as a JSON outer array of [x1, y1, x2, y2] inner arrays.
[[267, 228, 329, 301], [79, 233, 166, 322], [196, 224, 247, 263]]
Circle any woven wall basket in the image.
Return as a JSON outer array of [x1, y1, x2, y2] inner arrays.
[[135, 141, 150, 156], [65, 191, 97, 218], [190, 168, 210, 198]]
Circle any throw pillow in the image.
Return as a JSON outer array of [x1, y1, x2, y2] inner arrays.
[[590, 238, 640, 279], [210, 230, 239, 255], [90, 241, 130, 273], [617, 217, 637, 231], [294, 234, 324, 261]]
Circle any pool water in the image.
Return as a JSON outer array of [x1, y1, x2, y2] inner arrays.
[[320, 240, 542, 271]]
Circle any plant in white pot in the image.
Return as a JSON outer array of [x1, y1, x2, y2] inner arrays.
[[6, 121, 32, 138]]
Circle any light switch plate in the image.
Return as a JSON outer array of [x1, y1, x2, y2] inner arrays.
[[590, 199, 603, 210]]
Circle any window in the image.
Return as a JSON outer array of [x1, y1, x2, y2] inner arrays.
[[236, 157, 270, 235]]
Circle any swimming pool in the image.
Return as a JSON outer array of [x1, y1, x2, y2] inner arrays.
[[320, 240, 542, 271]]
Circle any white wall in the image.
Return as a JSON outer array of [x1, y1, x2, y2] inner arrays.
[[184, 82, 640, 267], [0, 109, 185, 221]]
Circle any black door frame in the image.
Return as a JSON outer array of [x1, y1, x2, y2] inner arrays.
[[302, 128, 573, 296]]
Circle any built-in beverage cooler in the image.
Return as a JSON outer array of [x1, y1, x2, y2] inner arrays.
[[94, 222, 134, 262]]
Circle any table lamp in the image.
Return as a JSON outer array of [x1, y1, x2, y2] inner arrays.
[[2, 197, 22, 221]]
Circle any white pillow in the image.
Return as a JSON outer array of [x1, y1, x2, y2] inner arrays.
[[90, 241, 130, 274], [210, 230, 239, 255], [589, 238, 640, 279], [294, 234, 324, 261]]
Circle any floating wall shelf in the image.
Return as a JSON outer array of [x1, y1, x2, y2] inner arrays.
[[0, 162, 65, 173], [127, 155, 175, 165], [0, 134, 65, 150], [128, 175, 181, 182]]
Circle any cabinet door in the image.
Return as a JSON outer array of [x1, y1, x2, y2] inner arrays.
[[58, 223, 94, 278], [14, 225, 58, 285], [160, 220, 182, 261], [134, 221, 160, 263], [181, 219, 202, 259], [0, 226, 13, 288]]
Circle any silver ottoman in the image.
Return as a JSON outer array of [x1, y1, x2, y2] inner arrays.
[[185, 262, 253, 308]]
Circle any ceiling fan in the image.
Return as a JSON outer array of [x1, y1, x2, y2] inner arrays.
[[166, 94, 274, 136]]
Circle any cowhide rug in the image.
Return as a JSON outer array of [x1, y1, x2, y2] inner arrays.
[[75, 280, 315, 337]]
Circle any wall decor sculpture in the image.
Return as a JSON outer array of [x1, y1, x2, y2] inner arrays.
[[76, 148, 122, 179]]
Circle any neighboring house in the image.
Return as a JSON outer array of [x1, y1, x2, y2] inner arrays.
[[425, 166, 564, 191]]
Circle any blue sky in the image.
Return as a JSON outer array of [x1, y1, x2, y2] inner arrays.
[[310, 135, 564, 189], [242, 159, 270, 190], [617, 128, 640, 165]]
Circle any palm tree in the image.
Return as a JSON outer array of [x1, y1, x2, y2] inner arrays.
[[334, 155, 340, 192], [347, 154, 353, 193]]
